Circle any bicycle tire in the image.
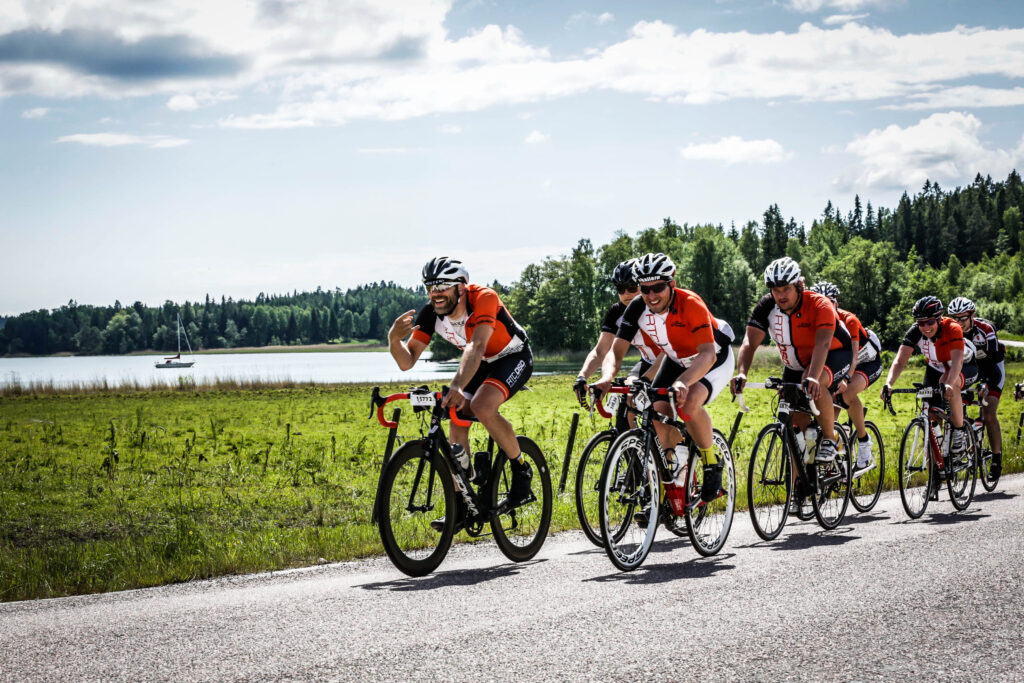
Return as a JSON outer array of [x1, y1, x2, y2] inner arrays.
[[945, 426, 977, 511], [574, 430, 616, 547], [974, 422, 998, 492], [490, 436, 552, 562], [599, 430, 659, 571], [378, 441, 456, 577], [850, 421, 885, 513], [898, 418, 932, 519], [747, 423, 791, 541], [811, 427, 852, 529], [684, 429, 735, 557]]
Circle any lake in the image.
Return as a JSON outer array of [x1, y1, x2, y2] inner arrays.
[[0, 351, 579, 389]]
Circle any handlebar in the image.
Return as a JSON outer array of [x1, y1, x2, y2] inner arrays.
[[368, 386, 472, 429], [734, 377, 820, 417], [589, 384, 691, 422]]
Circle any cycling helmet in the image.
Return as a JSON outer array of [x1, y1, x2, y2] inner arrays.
[[611, 259, 639, 287], [811, 281, 840, 300], [947, 297, 975, 316], [763, 257, 802, 288], [633, 252, 676, 283], [422, 257, 469, 286], [912, 296, 943, 319]]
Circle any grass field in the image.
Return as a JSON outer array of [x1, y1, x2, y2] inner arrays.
[[1, 360, 1021, 601]]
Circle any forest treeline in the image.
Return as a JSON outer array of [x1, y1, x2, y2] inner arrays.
[[3, 171, 1024, 357]]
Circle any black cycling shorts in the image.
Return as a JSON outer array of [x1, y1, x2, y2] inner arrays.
[[979, 361, 1005, 397], [628, 359, 651, 380], [782, 348, 851, 394], [924, 362, 979, 390], [462, 346, 533, 403], [853, 358, 883, 387]]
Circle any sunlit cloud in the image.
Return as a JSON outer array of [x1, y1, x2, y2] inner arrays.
[[784, 0, 896, 11], [885, 86, 1024, 111], [56, 132, 190, 148], [823, 13, 869, 25], [21, 107, 50, 118], [524, 130, 549, 144], [680, 136, 791, 165]]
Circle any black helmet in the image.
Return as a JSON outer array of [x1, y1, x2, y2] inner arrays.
[[634, 252, 676, 283], [422, 257, 469, 286], [912, 296, 943, 319], [612, 259, 639, 287], [811, 281, 840, 300], [763, 257, 801, 288]]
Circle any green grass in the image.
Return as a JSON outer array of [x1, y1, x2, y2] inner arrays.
[[1, 365, 1022, 602]]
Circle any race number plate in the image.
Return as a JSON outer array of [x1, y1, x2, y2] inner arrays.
[[778, 400, 790, 412], [409, 393, 436, 407], [917, 388, 934, 399], [634, 390, 651, 412], [605, 393, 621, 413]]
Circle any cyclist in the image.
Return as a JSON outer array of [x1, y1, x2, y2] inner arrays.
[[810, 281, 883, 472], [881, 296, 978, 460], [573, 259, 663, 416], [948, 296, 1005, 477], [593, 252, 735, 502], [731, 257, 852, 468], [388, 257, 534, 510]]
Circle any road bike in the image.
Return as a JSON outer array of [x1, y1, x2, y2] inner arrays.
[[593, 381, 736, 571], [884, 383, 978, 518], [738, 377, 852, 541], [833, 403, 885, 513], [369, 385, 552, 576], [964, 382, 998, 492]]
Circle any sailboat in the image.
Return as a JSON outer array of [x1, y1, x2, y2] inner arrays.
[[155, 313, 196, 369]]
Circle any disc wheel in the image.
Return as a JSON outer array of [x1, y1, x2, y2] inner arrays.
[[683, 429, 735, 557], [574, 430, 616, 547], [378, 442, 456, 577], [747, 424, 792, 541], [898, 418, 932, 519], [945, 425, 977, 511], [599, 430, 659, 571], [810, 427, 852, 530], [490, 437, 552, 562], [850, 421, 886, 512]]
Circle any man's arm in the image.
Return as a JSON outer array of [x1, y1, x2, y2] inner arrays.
[[674, 342, 716, 405], [803, 327, 834, 400], [731, 325, 766, 393], [883, 344, 914, 394], [388, 309, 428, 371], [578, 332, 616, 380], [443, 324, 494, 410], [592, 337, 633, 394], [942, 347, 964, 393]]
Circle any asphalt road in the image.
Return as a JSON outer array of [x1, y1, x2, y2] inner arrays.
[[3, 475, 1023, 682]]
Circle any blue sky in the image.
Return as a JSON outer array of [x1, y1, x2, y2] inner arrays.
[[2, 0, 1024, 315]]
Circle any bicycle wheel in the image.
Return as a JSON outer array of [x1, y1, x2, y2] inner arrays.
[[811, 427, 852, 530], [599, 430, 659, 571], [490, 437, 552, 562], [898, 418, 932, 519], [850, 421, 886, 512], [747, 424, 791, 541], [974, 421, 997, 492], [683, 429, 735, 557], [945, 426, 977, 511], [574, 430, 616, 547], [378, 441, 456, 577]]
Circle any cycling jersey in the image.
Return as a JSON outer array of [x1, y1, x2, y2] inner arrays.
[[411, 285, 528, 362], [615, 288, 733, 369], [747, 291, 852, 371], [900, 317, 977, 373], [601, 301, 662, 365], [962, 317, 1005, 366], [836, 308, 881, 364]]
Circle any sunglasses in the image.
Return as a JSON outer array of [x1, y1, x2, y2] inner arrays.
[[640, 282, 669, 295], [951, 314, 971, 323], [424, 282, 457, 294], [915, 318, 939, 327], [615, 284, 639, 294]]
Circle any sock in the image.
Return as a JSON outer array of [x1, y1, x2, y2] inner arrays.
[[858, 434, 870, 443], [699, 446, 716, 466], [510, 452, 526, 469]]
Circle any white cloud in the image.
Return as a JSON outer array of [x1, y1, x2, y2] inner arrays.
[[836, 111, 1024, 190], [167, 94, 199, 111], [680, 136, 791, 165], [568, 11, 614, 26], [823, 13, 869, 25], [886, 86, 1024, 111], [524, 130, 549, 144], [438, 124, 462, 134], [21, 107, 50, 118], [56, 133, 190, 148], [784, 0, 894, 11], [166, 91, 236, 111]]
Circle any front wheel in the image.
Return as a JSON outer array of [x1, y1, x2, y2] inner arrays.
[[378, 442, 456, 577], [898, 418, 932, 519], [490, 437, 552, 562], [574, 430, 616, 547], [683, 429, 735, 557], [811, 427, 852, 530], [599, 430, 659, 571], [945, 426, 977, 511], [974, 422, 998, 493], [850, 421, 885, 513], [747, 424, 791, 541]]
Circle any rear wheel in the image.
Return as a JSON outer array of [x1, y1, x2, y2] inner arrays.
[[898, 418, 932, 519], [599, 431, 658, 571], [747, 424, 791, 541], [945, 425, 977, 511], [811, 427, 852, 529], [574, 430, 616, 547], [378, 442, 456, 577], [683, 429, 735, 557], [974, 421, 997, 493], [850, 421, 885, 512], [490, 437, 552, 562]]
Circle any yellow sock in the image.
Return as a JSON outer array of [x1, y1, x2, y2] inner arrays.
[[699, 446, 716, 466]]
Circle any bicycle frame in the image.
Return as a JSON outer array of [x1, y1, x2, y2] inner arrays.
[[885, 384, 950, 471]]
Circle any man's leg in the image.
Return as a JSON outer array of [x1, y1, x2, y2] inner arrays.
[[982, 393, 1002, 474], [469, 383, 520, 460]]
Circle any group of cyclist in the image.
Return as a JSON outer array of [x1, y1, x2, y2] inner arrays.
[[387, 253, 1008, 518]]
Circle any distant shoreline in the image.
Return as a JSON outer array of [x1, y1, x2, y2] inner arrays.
[[1, 341, 389, 359]]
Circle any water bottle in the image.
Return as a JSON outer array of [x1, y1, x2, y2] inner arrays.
[[804, 427, 818, 463], [451, 443, 473, 478], [794, 431, 806, 456], [673, 443, 688, 479]]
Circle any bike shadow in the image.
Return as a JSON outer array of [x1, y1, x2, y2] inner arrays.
[[844, 512, 889, 526], [357, 559, 547, 592], [583, 552, 737, 585], [735, 529, 858, 551], [919, 509, 990, 525], [973, 490, 1017, 503]]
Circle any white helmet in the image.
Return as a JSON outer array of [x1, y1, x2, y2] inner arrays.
[[947, 297, 975, 316], [421, 257, 469, 286], [633, 252, 676, 283], [764, 257, 801, 288]]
